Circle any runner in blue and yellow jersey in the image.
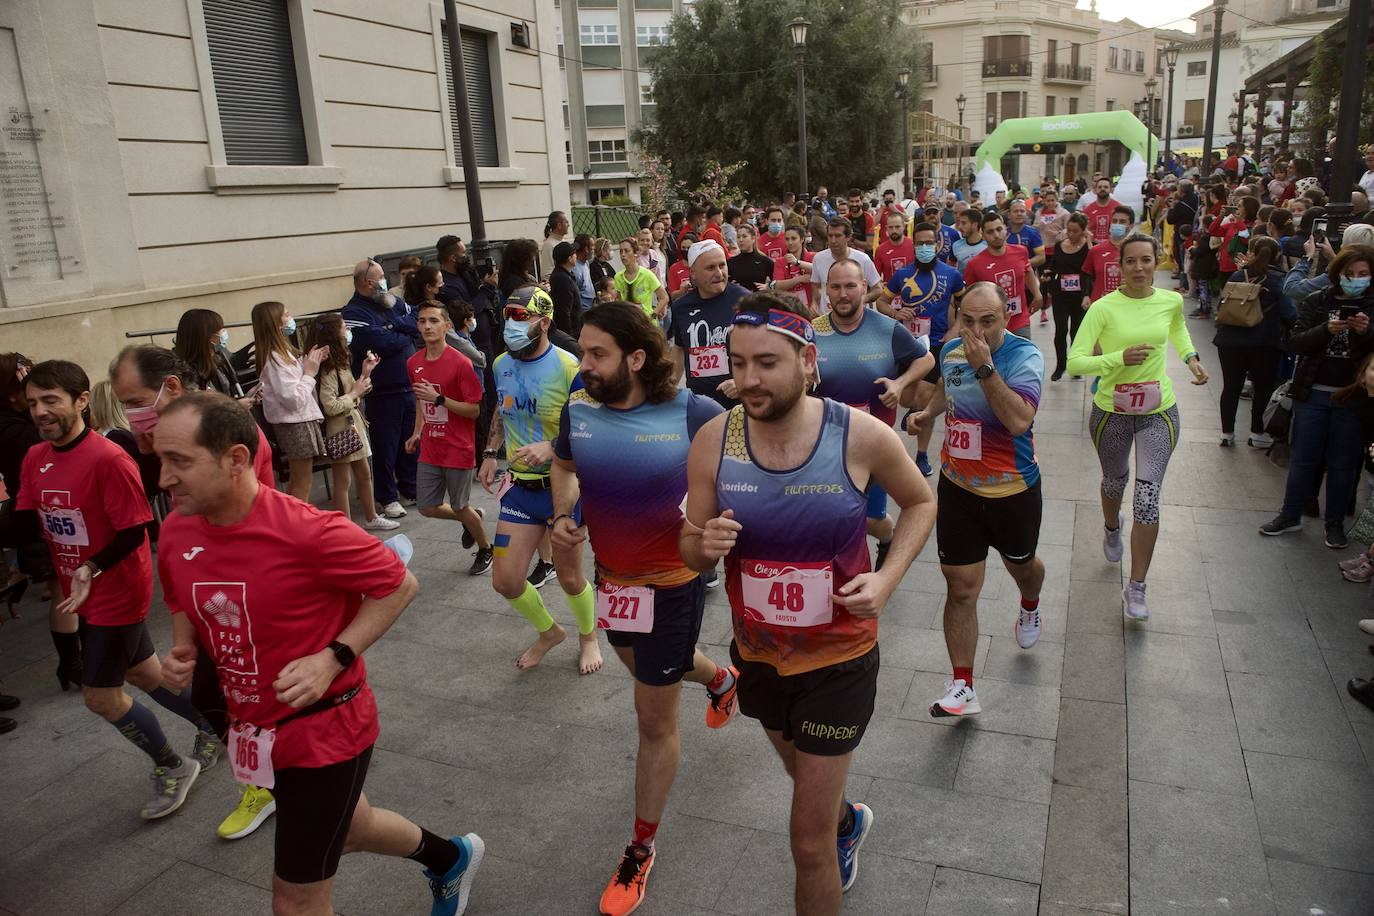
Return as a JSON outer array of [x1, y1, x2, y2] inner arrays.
[[477, 286, 603, 675]]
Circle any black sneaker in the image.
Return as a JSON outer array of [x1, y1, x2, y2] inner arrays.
[[1258, 515, 1301, 536], [1348, 678, 1374, 713], [875, 540, 892, 571], [469, 547, 494, 576], [1325, 524, 1349, 550], [0, 716, 15, 735], [0, 693, 19, 712], [462, 508, 485, 549], [1051, 368, 1065, 382], [527, 560, 557, 588]]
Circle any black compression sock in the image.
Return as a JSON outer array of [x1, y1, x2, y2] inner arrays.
[[837, 801, 855, 837], [406, 828, 460, 875]]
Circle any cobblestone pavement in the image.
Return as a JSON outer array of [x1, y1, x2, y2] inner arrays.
[[2, 285, 1372, 915]]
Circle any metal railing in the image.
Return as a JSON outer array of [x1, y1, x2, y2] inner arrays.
[[571, 205, 642, 242], [983, 60, 1032, 78]]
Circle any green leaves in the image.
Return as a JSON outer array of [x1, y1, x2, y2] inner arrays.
[[639, 0, 920, 199]]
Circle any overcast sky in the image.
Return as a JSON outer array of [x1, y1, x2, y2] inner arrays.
[[1089, 0, 1208, 30]]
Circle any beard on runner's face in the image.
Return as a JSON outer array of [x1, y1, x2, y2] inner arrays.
[[739, 363, 806, 422], [583, 358, 632, 404]]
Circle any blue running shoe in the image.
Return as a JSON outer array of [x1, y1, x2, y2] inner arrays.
[[426, 833, 484, 916], [915, 452, 934, 477], [837, 802, 873, 893]]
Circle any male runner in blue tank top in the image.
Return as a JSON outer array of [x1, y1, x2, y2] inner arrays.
[[681, 292, 936, 916], [549, 302, 740, 916], [810, 258, 932, 570]]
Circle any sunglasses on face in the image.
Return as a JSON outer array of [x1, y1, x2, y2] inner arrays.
[[504, 307, 540, 322]]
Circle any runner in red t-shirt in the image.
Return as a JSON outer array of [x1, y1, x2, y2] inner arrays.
[[1208, 195, 1259, 275], [154, 392, 485, 915], [1079, 176, 1121, 244], [874, 210, 917, 284], [19, 360, 219, 822], [1082, 205, 1135, 305], [757, 206, 789, 264], [406, 301, 491, 573], [772, 226, 815, 313], [962, 210, 1042, 336]]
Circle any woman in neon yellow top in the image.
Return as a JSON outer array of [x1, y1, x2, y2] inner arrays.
[[1068, 232, 1209, 622]]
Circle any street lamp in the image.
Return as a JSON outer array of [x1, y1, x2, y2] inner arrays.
[[1162, 44, 1180, 161], [897, 66, 911, 190], [1144, 77, 1157, 132], [955, 94, 967, 183], [789, 17, 810, 199]]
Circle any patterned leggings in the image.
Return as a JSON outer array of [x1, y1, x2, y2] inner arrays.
[[1089, 404, 1181, 525]]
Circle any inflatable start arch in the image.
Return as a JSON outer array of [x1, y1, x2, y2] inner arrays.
[[971, 111, 1160, 219]]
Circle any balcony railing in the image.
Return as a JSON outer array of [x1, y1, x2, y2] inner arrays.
[[920, 64, 938, 85], [983, 60, 1032, 78], [1043, 62, 1092, 83]]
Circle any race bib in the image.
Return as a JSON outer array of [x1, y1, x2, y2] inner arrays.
[[1113, 381, 1162, 415], [739, 559, 833, 628], [909, 316, 932, 337], [228, 723, 276, 789], [496, 472, 514, 500], [595, 582, 655, 634], [690, 345, 728, 378], [1007, 295, 1023, 315], [40, 506, 89, 547], [1059, 274, 1081, 292], [421, 394, 448, 425], [945, 418, 983, 460]]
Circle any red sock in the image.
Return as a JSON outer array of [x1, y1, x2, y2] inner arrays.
[[632, 817, 658, 849], [953, 666, 974, 687], [1021, 596, 1039, 611]]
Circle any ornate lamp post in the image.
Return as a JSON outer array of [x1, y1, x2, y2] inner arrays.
[[898, 66, 911, 189], [789, 17, 810, 198], [1162, 44, 1180, 161]]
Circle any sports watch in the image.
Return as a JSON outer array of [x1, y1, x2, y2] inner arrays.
[[974, 363, 997, 381], [328, 640, 357, 670]]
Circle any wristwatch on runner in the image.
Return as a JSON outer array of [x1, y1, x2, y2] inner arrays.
[[433, 392, 444, 406], [974, 363, 996, 380], [328, 640, 357, 670]]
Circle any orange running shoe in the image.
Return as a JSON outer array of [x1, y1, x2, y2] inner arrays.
[[599, 844, 654, 916], [705, 665, 740, 729]]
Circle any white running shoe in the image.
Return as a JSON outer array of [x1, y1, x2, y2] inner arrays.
[[363, 515, 401, 531], [1248, 432, 1274, 449], [383, 501, 407, 519], [1104, 513, 1124, 563], [1123, 580, 1149, 620], [1015, 604, 1041, 649], [930, 679, 981, 718], [1360, 619, 1374, 636]]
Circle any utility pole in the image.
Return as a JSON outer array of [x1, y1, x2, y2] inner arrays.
[[443, 0, 489, 267], [1200, 0, 1228, 179]]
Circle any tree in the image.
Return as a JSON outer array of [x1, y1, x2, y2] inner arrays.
[[639, 0, 920, 200]]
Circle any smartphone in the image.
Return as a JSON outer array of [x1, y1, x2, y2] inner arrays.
[[1312, 218, 1328, 243], [1338, 304, 1362, 320]]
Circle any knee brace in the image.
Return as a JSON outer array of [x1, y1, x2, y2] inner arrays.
[[1101, 474, 1129, 502], [1133, 480, 1162, 525]]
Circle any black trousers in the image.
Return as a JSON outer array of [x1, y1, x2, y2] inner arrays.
[[1217, 344, 1281, 436], [1051, 292, 1086, 373]]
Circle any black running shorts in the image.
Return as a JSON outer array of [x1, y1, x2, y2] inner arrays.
[[604, 576, 705, 687], [273, 745, 373, 885], [729, 642, 879, 756], [82, 621, 155, 688], [936, 475, 1042, 567]]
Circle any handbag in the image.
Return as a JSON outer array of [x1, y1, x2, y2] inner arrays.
[[1349, 494, 1374, 546], [321, 371, 364, 461], [1216, 280, 1264, 328]]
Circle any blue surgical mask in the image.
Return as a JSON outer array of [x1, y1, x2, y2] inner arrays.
[[218, 328, 230, 347], [503, 317, 535, 351], [1341, 276, 1371, 297], [345, 329, 353, 346], [282, 317, 296, 335], [465, 317, 477, 333], [1110, 224, 1128, 240], [768, 221, 784, 234], [915, 244, 937, 264]]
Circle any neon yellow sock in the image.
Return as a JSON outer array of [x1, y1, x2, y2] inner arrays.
[[507, 582, 555, 632], [565, 582, 596, 636]]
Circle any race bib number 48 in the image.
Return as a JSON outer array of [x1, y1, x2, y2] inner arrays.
[[739, 559, 833, 628], [689, 345, 728, 378]]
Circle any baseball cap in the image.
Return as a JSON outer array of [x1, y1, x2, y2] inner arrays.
[[505, 285, 555, 318], [552, 241, 575, 264]]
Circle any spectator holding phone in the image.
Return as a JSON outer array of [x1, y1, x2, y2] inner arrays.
[[1260, 244, 1374, 546], [251, 301, 328, 502]]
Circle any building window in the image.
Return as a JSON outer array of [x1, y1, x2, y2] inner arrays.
[[986, 92, 998, 133], [635, 24, 670, 46], [1047, 38, 1058, 61], [1155, 53, 1164, 75], [639, 83, 654, 104], [580, 24, 619, 46], [986, 91, 1026, 131], [982, 35, 1031, 76], [1068, 97, 1079, 114], [1135, 50, 1145, 72], [442, 27, 499, 168], [589, 186, 625, 204], [565, 140, 572, 166], [1045, 95, 1056, 116], [1106, 98, 1115, 111], [588, 139, 627, 164], [1186, 60, 1207, 76], [201, 0, 308, 165], [555, 23, 563, 45], [1182, 98, 1205, 132]]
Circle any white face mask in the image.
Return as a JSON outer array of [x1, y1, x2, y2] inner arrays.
[[465, 317, 477, 333]]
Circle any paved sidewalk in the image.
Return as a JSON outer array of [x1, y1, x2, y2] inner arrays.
[[2, 298, 1373, 915]]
